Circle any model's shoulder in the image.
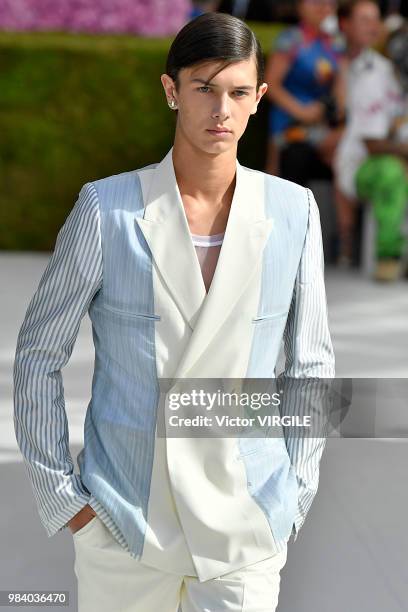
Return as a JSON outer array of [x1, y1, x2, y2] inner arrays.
[[244, 166, 308, 202], [243, 166, 309, 223], [91, 162, 158, 191], [266, 171, 308, 199], [84, 162, 158, 213]]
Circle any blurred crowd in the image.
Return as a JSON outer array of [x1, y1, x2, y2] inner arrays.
[[192, 0, 407, 21], [192, 0, 408, 283], [1, 0, 407, 282]]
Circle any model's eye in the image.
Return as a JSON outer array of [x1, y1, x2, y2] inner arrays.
[[234, 90, 248, 97], [198, 86, 211, 93]]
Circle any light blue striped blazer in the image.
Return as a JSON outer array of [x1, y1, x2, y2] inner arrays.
[[13, 147, 335, 579]]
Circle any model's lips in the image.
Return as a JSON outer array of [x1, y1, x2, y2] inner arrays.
[[206, 128, 232, 137]]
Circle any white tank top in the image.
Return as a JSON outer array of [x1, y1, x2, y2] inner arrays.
[[191, 231, 225, 292]]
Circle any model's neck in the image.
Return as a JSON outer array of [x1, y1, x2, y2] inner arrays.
[[172, 137, 237, 205]]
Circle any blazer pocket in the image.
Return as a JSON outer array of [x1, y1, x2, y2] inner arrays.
[[103, 303, 161, 321], [252, 311, 287, 324]]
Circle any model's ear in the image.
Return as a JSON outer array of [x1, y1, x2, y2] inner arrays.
[[160, 74, 178, 107], [250, 82, 268, 115]]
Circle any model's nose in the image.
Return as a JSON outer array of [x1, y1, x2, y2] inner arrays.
[[212, 95, 231, 121]]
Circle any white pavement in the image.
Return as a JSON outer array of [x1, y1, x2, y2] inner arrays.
[[1, 253, 407, 611]]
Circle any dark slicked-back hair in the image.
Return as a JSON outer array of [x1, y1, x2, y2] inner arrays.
[[166, 12, 264, 90]]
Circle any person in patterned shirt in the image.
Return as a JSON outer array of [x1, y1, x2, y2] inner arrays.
[[265, 0, 346, 184]]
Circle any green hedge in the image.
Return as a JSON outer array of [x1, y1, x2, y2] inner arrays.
[[0, 24, 282, 250]]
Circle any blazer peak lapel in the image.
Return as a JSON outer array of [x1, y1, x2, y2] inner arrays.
[[136, 148, 206, 329], [174, 163, 273, 378]]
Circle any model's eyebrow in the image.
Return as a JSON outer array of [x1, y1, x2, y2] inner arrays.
[[190, 78, 255, 90]]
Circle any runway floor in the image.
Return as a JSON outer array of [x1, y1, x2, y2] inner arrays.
[[1, 254, 407, 611]]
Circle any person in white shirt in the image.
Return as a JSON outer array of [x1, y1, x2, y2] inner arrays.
[[334, 0, 408, 281]]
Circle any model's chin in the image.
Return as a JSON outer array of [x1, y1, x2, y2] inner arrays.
[[200, 135, 236, 154], [182, 130, 237, 156]]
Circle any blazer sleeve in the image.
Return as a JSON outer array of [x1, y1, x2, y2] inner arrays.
[[277, 187, 335, 541], [13, 182, 103, 537]]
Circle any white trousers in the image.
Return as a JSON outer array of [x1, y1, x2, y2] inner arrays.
[[73, 515, 288, 612]]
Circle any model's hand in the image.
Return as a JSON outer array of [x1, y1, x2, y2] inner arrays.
[[67, 504, 97, 534]]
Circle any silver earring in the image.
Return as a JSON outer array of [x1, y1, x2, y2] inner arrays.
[[168, 99, 177, 110]]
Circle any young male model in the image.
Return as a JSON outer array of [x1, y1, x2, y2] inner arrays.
[[14, 13, 335, 612]]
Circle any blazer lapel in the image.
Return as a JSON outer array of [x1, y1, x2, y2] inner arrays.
[[136, 147, 273, 378], [174, 162, 273, 378], [136, 148, 206, 330]]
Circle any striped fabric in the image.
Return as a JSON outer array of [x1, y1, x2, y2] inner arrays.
[[13, 183, 103, 534], [278, 189, 335, 538], [244, 183, 335, 543], [13, 161, 335, 566]]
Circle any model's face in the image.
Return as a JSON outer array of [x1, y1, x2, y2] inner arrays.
[[342, 2, 381, 49], [161, 57, 267, 156], [298, 0, 336, 29]]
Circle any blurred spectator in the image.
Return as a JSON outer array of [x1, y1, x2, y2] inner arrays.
[[264, 0, 346, 186], [334, 0, 408, 281], [0, 0, 190, 36]]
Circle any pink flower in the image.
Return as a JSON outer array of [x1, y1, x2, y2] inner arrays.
[[0, 0, 191, 35]]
